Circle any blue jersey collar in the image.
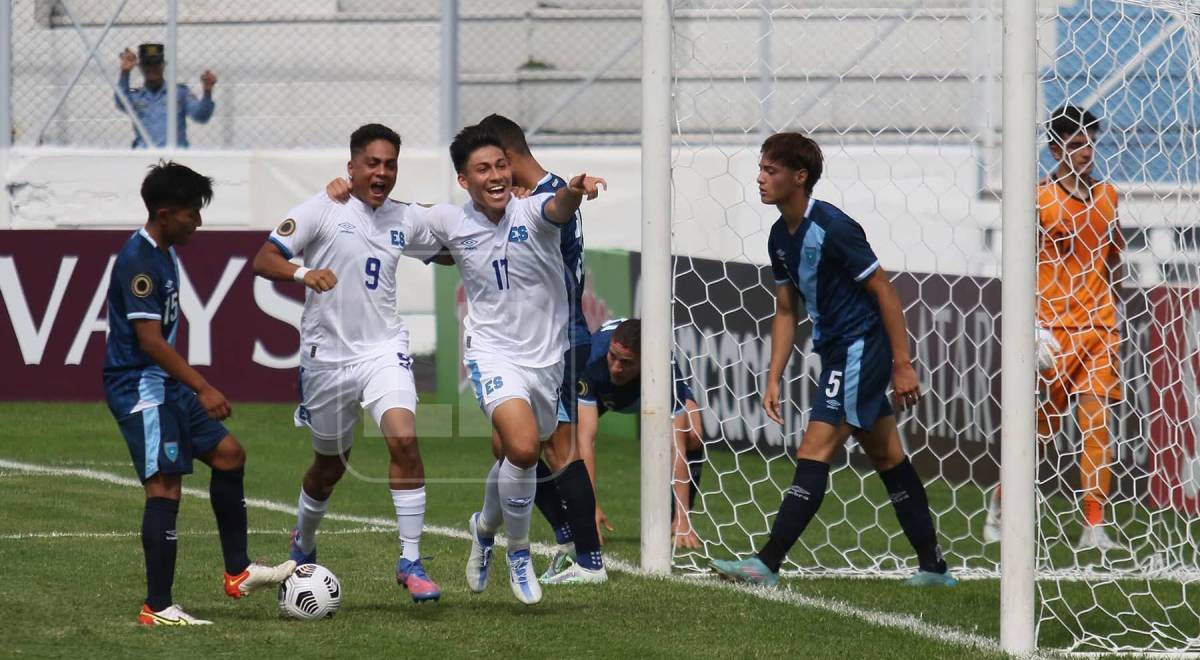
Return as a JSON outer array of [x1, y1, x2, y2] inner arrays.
[[138, 227, 159, 248]]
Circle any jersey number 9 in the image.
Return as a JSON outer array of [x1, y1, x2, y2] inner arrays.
[[365, 257, 381, 290]]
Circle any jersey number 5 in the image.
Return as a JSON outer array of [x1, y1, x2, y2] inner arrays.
[[825, 370, 842, 398]]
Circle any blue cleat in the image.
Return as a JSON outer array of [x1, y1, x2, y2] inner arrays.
[[396, 558, 441, 602], [289, 527, 317, 566], [904, 569, 958, 587], [710, 556, 780, 588]]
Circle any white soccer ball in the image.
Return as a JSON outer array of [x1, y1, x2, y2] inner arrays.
[[278, 564, 341, 620]]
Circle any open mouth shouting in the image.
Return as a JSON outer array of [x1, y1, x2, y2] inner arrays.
[[485, 183, 509, 204]]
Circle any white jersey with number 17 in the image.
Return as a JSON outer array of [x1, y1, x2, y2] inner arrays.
[[267, 193, 442, 370], [419, 193, 568, 368]]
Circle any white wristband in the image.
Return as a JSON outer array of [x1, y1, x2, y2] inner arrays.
[[292, 267, 311, 283]]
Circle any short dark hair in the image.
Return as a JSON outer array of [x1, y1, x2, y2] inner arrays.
[[1047, 105, 1101, 144], [140, 161, 213, 217], [760, 132, 823, 195], [449, 124, 505, 173], [350, 123, 401, 157], [612, 318, 641, 354], [478, 114, 531, 157]]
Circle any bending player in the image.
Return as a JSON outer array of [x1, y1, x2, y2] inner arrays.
[[252, 124, 445, 602], [104, 162, 295, 625], [984, 106, 1125, 551], [540, 317, 706, 584], [711, 132, 955, 587]]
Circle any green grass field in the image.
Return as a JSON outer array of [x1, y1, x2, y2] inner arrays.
[[1, 401, 1195, 657]]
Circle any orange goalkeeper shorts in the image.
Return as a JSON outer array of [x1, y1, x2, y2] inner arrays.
[[1041, 326, 1122, 405]]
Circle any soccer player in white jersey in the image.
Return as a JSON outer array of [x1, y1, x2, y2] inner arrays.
[[251, 124, 445, 602], [412, 125, 605, 605]]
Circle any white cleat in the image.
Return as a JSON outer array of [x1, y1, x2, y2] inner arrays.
[[539, 561, 608, 586], [138, 603, 213, 626], [507, 548, 543, 605], [1076, 525, 1123, 552], [982, 491, 1002, 545], [224, 559, 298, 598], [465, 512, 495, 593]]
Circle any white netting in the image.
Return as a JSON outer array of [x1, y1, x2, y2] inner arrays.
[[667, 0, 1200, 653]]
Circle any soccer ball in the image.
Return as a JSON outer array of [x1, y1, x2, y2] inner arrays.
[[278, 564, 341, 620]]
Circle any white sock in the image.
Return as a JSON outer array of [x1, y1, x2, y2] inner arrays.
[[390, 486, 426, 562], [479, 460, 504, 534], [296, 487, 329, 553], [498, 458, 536, 551]]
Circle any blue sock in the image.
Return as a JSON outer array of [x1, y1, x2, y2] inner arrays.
[[756, 459, 829, 573], [879, 458, 947, 574], [556, 460, 602, 570], [210, 468, 250, 575], [533, 459, 573, 544], [142, 497, 179, 611]]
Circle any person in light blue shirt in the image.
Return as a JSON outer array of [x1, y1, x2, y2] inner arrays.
[[115, 43, 217, 148]]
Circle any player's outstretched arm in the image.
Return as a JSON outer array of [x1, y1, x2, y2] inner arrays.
[[862, 268, 920, 409], [764, 283, 799, 425], [132, 319, 230, 420], [671, 404, 702, 549], [576, 401, 612, 542], [253, 240, 337, 293], [543, 173, 607, 224]]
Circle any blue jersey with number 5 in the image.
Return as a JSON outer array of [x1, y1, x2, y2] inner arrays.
[[767, 199, 881, 348]]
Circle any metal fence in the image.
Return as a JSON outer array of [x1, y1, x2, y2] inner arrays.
[[3, 0, 1010, 150], [3, 0, 650, 149]]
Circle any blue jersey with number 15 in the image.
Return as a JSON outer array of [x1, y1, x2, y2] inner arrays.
[[102, 228, 183, 417]]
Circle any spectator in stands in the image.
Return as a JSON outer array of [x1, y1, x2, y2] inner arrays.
[[115, 43, 217, 148]]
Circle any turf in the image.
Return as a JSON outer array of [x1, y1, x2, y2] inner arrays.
[[0, 401, 1193, 656]]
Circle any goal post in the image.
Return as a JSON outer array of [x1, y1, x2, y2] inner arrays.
[[640, 0, 675, 575], [999, 0, 1039, 653]]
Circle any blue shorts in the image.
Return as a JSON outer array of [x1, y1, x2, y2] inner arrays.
[[557, 342, 593, 424], [809, 326, 894, 431], [112, 390, 228, 483]]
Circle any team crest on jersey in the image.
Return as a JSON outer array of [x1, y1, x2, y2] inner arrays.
[[277, 218, 297, 236], [804, 247, 819, 264], [131, 273, 154, 298], [508, 226, 529, 243], [164, 442, 179, 461], [391, 230, 406, 248]]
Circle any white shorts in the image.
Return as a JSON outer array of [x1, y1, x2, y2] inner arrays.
[[464, 354, 563, 441], [294, 352, 418, 456]]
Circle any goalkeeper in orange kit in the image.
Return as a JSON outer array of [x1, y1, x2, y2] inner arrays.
[[985, 105, 1125, 551]]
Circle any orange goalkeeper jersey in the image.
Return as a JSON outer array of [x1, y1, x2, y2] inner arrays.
[[1037, 179, 1122, 329]]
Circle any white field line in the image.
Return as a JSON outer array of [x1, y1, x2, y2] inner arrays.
[[0, 457, 999, 655], [0, 527, 391, 541]]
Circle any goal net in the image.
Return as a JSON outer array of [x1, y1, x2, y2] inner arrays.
[[665, 0, 1200, 652]]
